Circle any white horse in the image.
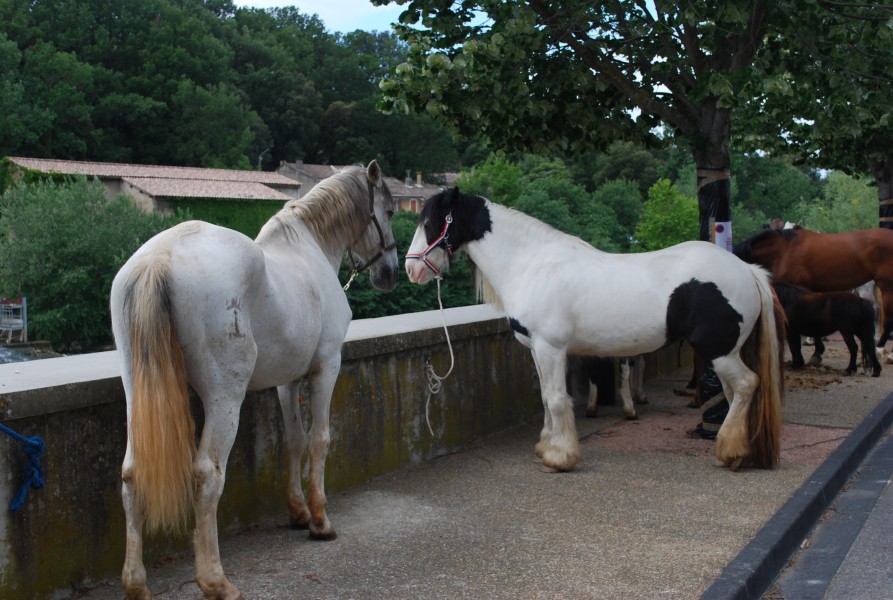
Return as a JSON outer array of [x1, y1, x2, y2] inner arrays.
[[406, 188, 784, 472], [110, 161, 397, 600]]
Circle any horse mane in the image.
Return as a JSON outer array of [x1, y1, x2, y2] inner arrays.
[[463, 201, 591, 312], [734, 227, 800, 261], [772, 281, 810, 308], [257, 165, 372, 252], [474, 265, 503, 310]]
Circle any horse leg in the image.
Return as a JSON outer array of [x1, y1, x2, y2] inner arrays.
[[277, 380, 311, 529], [809, 337, 825, 366], [632, 355, 647, 404], [788, 328, 806, 369], [712, 355, 759, 471], [532, 343, 580, 471], [586, 375, 599, 418], [121, 440, 150, 600], [191, 396, 245, 600], [530, 351, 554, 459], [304, 356, 341, 540], [874, 283, 893, 362], [619, 358, 637, 419], [858, 320, 883, 377], [841, 333, 859, 375]]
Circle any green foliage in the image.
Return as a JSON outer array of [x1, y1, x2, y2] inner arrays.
[[0, 178, 188, 350], [591, 178, 643, 235], [633, 179, 699, 251], [454, 155, 523, 205], [164, 197, 283, 239], [730, 152, 821, 220], [792, 172, 877, 232], [344, 211, 477, 318], [0, 0, 464, 178]]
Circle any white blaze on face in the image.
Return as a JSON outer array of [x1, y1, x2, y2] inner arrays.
[[405, 223, 447, 284]]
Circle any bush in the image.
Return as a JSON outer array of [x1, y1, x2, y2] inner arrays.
[[0, 178, 188, 350], [633, 179, 699, 251]]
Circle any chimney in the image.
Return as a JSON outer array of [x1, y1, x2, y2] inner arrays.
[[295, 158, 304, 172], [416, 171, 422, 186]]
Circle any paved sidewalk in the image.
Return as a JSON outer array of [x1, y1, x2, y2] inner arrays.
[[71, 339, 893, 600]]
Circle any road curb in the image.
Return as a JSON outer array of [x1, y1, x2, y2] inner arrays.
[[700, 390, 893, 600]]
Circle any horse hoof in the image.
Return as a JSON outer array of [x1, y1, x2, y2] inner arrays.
[[585, 408, 598, 418], [873, 370, 882, 377], [290, 518, 310, 530], [624, 413, 638, 420], [843, 369, 856, 376], [309, 528, 338, 541], [728, 457, 745, 472]]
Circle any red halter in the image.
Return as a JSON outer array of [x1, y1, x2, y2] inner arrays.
[[406, 214, 453, 275]]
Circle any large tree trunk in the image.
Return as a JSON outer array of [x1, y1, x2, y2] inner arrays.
[[870, 157, 893, 230], [692, 109, 733, 246]]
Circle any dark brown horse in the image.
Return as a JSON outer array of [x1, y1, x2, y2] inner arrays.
[[734, 226, 893, 356], [773, 283, 882, 376]]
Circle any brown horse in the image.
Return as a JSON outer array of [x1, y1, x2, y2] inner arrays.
[[734, 226, 893, 357], [773, 283, 882, 377]]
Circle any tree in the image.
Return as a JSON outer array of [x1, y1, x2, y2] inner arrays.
[[0, 178, 188, 350], [377, 0, 811, 247], [634, 179, 699, 251], [734, 2, 893, 227], [793, 171, 878, 233]]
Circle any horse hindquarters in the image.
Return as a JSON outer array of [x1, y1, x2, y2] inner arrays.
[[715, 270, 784, 470], [112, 255, 196, 600]]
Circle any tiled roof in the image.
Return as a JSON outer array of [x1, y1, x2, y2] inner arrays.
[[9, 157, 300, 188], [122, 177, 293, 201]]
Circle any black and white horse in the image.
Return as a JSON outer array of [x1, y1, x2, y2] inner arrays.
[[406, 188, 784, 472]]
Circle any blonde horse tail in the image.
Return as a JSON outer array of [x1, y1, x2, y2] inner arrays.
[[124, 252, 195, 533], [744, 267, 785, 469]]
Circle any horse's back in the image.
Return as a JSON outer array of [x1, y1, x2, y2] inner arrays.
[[555, 241, 764, 356]]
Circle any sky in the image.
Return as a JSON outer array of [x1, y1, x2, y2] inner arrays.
[[235, 1, 405, 34]]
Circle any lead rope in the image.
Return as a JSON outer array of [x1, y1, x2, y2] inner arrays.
[[424, 275, 455, 435]]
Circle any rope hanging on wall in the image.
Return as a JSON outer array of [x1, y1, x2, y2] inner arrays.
[[0, 422, 45, 511]]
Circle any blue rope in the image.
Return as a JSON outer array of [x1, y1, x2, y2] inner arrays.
[[0, 422, 45, 511]]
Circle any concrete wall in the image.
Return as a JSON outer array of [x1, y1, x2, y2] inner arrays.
[[0, 305, 546, 599], [0, 304, 689, 599]]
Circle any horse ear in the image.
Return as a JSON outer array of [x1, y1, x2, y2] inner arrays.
[[366, 160, 382, 185]]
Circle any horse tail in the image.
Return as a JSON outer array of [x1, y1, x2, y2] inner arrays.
[[744, 267, 785, 469], [123, 251, 195, 533], [873, 281, 884, 341]]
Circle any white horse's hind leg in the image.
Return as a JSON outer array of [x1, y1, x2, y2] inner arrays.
[[532, 344, 581, 471], [712, 355, 759, 470], [277, 380, 311, 529], [192, 397, 245, 600], [632, 355, 647, 404], [121, 442, 150, 600], [305, 356, 341, 540], [586, 379, 599, 417], [619, 360, 637, 419]]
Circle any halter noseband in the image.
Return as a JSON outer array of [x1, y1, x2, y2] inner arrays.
[[344, 179, 397, 290], [406, 213, 453, 275]]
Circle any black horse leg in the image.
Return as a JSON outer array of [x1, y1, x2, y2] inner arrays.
[[859, 327, 883, 377], [809, 337, 824, 366], [788, 329, 806, 369], [841, 333, 859, 375]]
